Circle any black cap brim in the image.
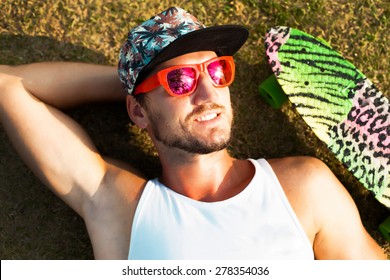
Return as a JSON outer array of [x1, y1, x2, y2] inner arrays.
[[138, 25, 249, 83]]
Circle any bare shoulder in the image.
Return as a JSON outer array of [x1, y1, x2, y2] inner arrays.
[[267, 156, 331, 199], [267, 156, 358, 221], [99, 157, 147, 206], [267, 156, 386, 259], [266, 156, 328, 243], [86, 157, 147, 222], [267, 156, 327, 180], [266, 156, 351, 227]]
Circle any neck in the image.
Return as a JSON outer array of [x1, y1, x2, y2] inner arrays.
[[158, 149, 254, 202]]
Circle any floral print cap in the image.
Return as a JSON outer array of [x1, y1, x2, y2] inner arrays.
[[118, 6, 248, 95]]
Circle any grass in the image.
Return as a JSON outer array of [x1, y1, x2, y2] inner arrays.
[[0, 0, 388, 259]]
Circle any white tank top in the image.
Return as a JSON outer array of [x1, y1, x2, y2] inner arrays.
[[128, 159, 314, 260]]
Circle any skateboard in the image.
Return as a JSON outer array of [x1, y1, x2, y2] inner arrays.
[[259, 26, 389, 240]]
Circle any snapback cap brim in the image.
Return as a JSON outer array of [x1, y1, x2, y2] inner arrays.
[[138, 25, 249, 83]]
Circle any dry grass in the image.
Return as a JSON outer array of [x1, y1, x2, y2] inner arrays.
[[0, 0, 388, 259]]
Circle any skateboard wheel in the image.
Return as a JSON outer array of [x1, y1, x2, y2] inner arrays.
[[379, 216, 390, 241], [258, 75, 288, 109]]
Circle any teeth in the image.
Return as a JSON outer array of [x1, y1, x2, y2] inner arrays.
[[197, 113, 218, 122]]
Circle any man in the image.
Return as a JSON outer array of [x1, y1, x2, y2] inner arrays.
[[0, 7, 386, 259]]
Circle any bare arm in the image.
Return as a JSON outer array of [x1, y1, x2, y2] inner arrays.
[[0, 62, 130, 217], [2, 62, 125, 108], [309, 159, 387, 259]]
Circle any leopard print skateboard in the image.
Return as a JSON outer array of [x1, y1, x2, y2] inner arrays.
[[259, 27, 390, 213]]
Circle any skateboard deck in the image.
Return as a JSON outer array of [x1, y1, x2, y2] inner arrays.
[[259, 26, 389, 211]]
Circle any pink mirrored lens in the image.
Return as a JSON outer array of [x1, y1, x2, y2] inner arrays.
[[207, 60, 232, 85], [167, 67, 196, 95]]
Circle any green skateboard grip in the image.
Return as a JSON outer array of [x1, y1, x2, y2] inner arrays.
[[258, 74, 288, 109]]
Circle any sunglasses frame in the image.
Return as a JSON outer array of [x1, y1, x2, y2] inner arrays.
[[134, 56, 235, 97]]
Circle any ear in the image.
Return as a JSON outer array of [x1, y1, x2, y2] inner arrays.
[[126, 95, 148, 129]]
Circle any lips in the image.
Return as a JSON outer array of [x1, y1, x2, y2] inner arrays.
[[187, 103, 225, 124], [195, 112, 219, 122]]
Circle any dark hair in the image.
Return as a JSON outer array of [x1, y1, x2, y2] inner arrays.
[[134, 93, 148, 108]]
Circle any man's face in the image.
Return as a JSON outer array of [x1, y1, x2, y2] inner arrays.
[[142, 51, 234, 155]]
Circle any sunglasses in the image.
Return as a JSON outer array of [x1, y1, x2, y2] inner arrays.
[[134, 56, 235, 97]]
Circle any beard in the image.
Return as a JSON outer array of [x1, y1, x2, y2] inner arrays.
[[148, 103, 233, 155]]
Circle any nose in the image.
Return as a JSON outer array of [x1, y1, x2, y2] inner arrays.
[[191, 72, 218, 105]]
